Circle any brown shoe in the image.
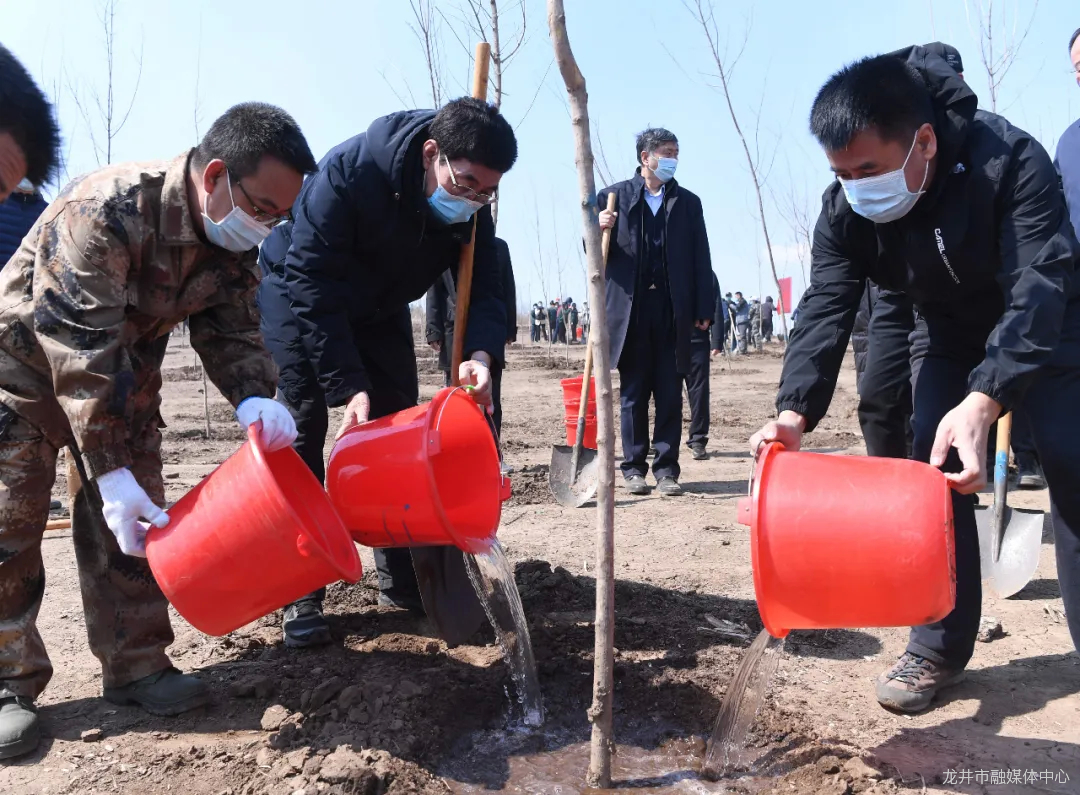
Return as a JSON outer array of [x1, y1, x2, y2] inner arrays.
[[876, 652, 965, 713]]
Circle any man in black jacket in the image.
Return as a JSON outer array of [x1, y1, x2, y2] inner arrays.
[[258, 98, 516, 647], [751, 48, 1080, 713], [598, 128, 714, 496], [683, 271, 722, 459]]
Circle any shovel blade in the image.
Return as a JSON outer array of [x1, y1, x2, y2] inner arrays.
[[411, 546, 487, 647], [548, 444, 599, 508], [975, 505, 1046, 599]]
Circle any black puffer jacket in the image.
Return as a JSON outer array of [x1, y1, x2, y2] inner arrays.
[[778, 45, 1080, 429], [274, 110, 506, 407]]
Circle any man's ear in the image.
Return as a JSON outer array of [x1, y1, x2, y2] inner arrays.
[[918, 123, 938, 161], [201, 158, 227, 194], [422, 139, 439, 170]]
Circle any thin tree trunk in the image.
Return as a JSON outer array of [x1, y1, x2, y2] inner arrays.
[[547, 0, 617, 787]]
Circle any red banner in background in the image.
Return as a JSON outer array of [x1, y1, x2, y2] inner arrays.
[[777, 276, 793, 314]]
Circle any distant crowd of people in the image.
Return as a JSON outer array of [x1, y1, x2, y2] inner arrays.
[[529, 296, 589, 344]]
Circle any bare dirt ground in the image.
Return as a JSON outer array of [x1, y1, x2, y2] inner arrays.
[[2, 333, 1076, 795]]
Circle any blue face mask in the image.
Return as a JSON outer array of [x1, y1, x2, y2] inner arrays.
[[651, 156, 678, 183], [427, 183, 484, 225]]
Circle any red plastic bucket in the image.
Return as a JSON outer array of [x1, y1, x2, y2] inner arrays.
[[738, 443, 956, 639], [146, 425, 362, 637], [326, 387, 510, 555], [561, 376, 597, 449]]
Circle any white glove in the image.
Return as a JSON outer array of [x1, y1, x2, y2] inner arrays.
[[236, 397, 297, 452], [95, 467, 170, 558]]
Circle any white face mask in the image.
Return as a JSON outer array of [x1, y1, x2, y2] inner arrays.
[[839, 132, 929, 224], [202, 171, 271, 252]]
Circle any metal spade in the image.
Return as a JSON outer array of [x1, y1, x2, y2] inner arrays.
[[975, 413, 1045, 598]]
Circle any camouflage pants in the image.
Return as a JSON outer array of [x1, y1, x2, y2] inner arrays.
[[0, 405, 173, 700]]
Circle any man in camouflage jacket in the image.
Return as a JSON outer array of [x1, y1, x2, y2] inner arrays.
[[0, 103, 315, 761]]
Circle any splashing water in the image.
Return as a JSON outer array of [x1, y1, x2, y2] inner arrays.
[[465, 539, 545, 727], [701, 628, 786, 780]]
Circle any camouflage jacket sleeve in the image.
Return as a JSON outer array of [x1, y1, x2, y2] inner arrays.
[[34, 202, 138, 478], [187, 256, 277, 409]]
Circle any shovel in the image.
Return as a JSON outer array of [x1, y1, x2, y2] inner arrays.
[[975, 412, 1045, 598], [549, 193, 616, 507]]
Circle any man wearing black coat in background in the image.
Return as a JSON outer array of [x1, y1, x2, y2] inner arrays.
[[426, 236, 517, 434], [258, 98, 517, 648], [682, 271, 722, 459], [598, 127, 714, 496]]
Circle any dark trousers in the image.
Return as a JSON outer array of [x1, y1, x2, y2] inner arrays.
[[761, 317, 773, 342], [906, 353, 1080, 666], [258, 273, 427, 603], [618, 288, 682, 481], [857, 294, 915, 459], [683, 328, 711, 448]]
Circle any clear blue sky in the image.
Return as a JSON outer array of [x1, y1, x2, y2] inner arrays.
[[4, 0, 1079, 311]]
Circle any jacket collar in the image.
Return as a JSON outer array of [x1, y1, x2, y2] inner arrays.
[[160, 149, 202, 246], [631, 168, 680, 209]]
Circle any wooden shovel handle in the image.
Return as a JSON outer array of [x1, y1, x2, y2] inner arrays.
[[450, 42, 493, 386], [576, 192, 617, 418]]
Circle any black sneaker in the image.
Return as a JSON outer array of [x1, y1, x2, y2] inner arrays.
[[1016, 460, 1047, 490], [624, 474, 651, 495], [875, 652, 965, 713], [690, 444, 708, 461], [0, 696, 39, 760], [282, 598, 332, 648], [103, 668, 210, 716], [656, 477, 684, 496], [378, 591, 427, 615]]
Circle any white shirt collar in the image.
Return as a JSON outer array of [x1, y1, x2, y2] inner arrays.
[[643, 184, 664, 215]]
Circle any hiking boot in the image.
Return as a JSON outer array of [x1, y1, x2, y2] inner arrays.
[[282, 598, 332, 648], [624, 474, 651, 495], [378, 591, 426, 615], [690, 443, 708, 461], [103, 667, 210, 716], [875, 652, 965, 713], [656, 477, 684, 496], [1016, 460, 1047, 490], [0, 696, 39, 760]]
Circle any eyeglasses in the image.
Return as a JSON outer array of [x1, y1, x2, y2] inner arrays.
[[441, 155, 498, 205], [234, 176, 293, 227]]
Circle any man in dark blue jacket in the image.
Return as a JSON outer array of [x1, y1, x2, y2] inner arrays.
[[682, 271, 721, 459], [258, 98, 516, 647], [0, 45, 59, 204], [752, 48, 1080, 713], [0, 180, 47, 266], [1057, 28, 1080, 245], [598, 128, 713, 496]]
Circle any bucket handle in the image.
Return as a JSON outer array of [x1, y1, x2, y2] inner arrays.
[[748, 439, 783, 497], [434, 386, 509, 496]]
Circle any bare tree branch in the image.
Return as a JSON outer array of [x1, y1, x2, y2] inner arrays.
[[964, 0, 1040, 112], [409, 0, 445, 107], [683, 0, 788, 342]]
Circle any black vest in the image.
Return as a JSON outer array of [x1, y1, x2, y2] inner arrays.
[[641, 192, 666, 291]]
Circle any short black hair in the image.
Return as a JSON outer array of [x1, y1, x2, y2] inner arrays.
[[635, 127, 678, 163], [430, 97, 517, 173], [193, 102, 316, 178], [0, 44, 60, 186], [810, 54, 934, 151], [1070, 28, 1080, 52]]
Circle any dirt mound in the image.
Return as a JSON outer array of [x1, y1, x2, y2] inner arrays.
[[506, 465, 555, 506]]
